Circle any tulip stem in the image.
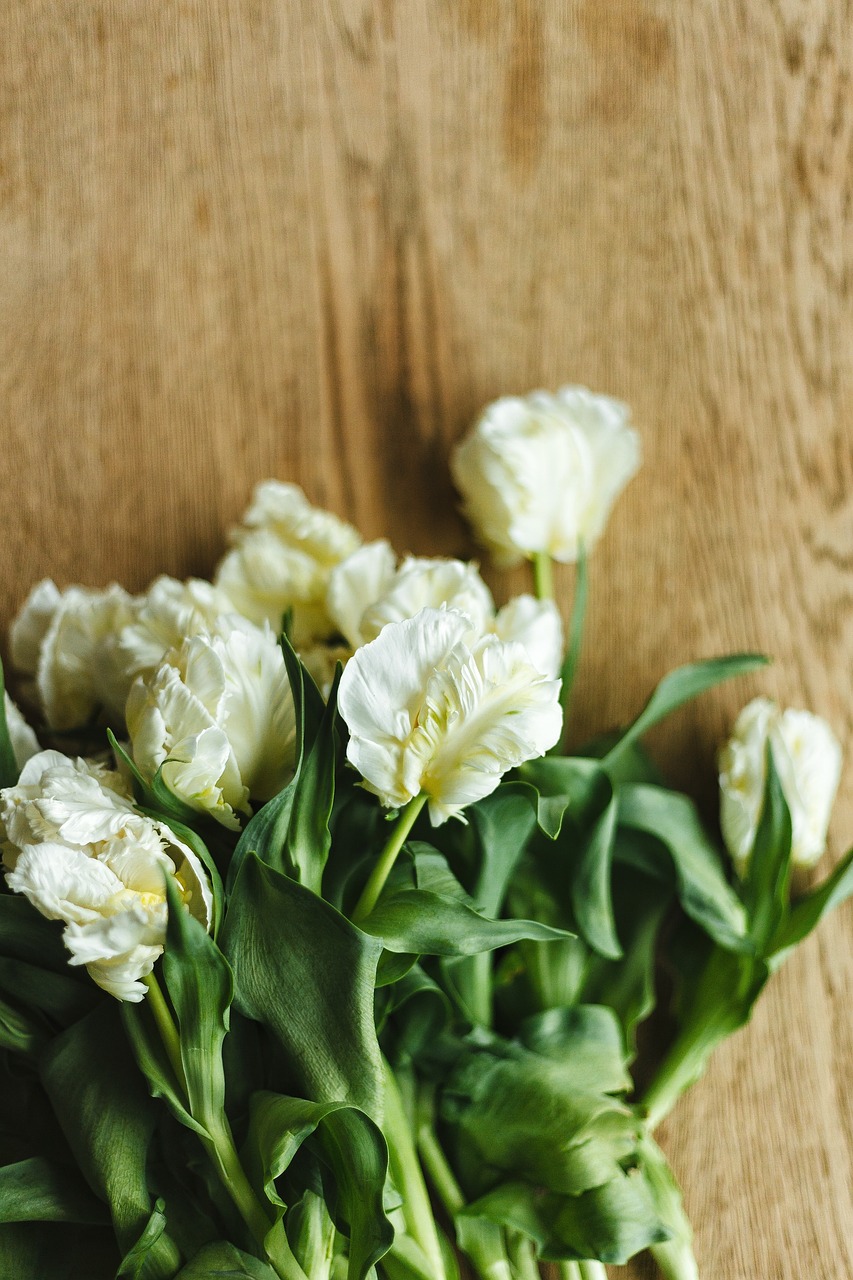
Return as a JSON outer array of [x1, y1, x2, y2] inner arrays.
[[558, 1266, 582, 1280], [352, 793, 428, 923], [142, 972, 186, 1090], [532, 552, 554, 601], [142, 974, 307, 1280], [578, 1263, 608, 1279]]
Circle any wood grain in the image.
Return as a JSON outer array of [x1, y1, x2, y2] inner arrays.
[[1, 2, 852, 1275]]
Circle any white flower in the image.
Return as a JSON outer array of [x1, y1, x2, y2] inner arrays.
[[1, 752, 213, 1001], [215, 482, 361, 644], [126, 622, 297, 830], [10, 580, 136, 731], [327, 545, 563, 678], [492, 596, 563, 681], [719, 697, 843, 871], [450, 386, 641, 565], [116, 576, 238, 685], [3, 695, 39, 770], [337, 608, 562, 824]]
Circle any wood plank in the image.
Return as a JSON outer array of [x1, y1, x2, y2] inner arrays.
[[0, 3, 851, 1275]]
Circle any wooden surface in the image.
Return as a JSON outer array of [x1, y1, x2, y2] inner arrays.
[[2, 3, 852, 1275]]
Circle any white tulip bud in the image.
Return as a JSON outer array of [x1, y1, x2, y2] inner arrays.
[[719, 697, 842, 871], [450, 386, 641, 566]]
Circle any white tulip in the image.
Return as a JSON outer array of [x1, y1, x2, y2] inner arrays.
[[719, 697, 842, 871], [3, 695, 40, 770], [116, 576, 238, 685], [450, 386, 641, 565], [1, 751, 213, 1001], [328, 546, 563, 678], [126, 622, 297, 830], [492, 595, 563, 681], [338, 608, 562, 824], [10, 579, 136, 731], [215, 482, 361, 644]]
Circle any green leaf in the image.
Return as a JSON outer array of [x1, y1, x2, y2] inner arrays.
[[603, 654, 768, 769], [443, 1029, 638, 1200], [0, 1156, 108, 1225], [220, 854, 384, 1118], [466, 788, 538, 915], [162, 877, 233, 1133], [108, 731, 199, 828], [517, 1005, 632, 1094], [359, 888, 570, 956], [742, 745, 793, 954], [242, 1092, 393, 1280], [0, 1222, 118, 1280], [518, 757, 610, 838], [176, 1240, 278, 1279], [769, 844, 853, 969], [463, 1173, 669, 1265], [570, 797, 621, 959], [280, 666, 341, 893], [0, 994, 46, 1057], [227, 669, 340, 895], [0, 659, 20, 789], [146, 816, 224, 941], [279, 632, 327, 771], [39, 1003, 182, 1279], [0, 894, 75, 974], [0, 955, 99, 1026], [616, 785, 749, 950], [116, 1200, 171, 1280]]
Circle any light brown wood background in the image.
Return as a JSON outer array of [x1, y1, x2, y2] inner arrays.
[[1, 3, 852, 1276]]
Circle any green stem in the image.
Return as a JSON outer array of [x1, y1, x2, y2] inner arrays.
[[640, 1019, 716, 1132], [417, 1125, 465, 1218], [507, 1232, 540, 1280], [578, 1263, 608, 1280], [352, 794, 428, 923], [558, 1264, 582, 1280], [142, 975, 306, 1280], [558, 544, 588, 734], [143, 973, 185, 1089], [532, 552, 554, 601], [383, 1061, 448, 1280]]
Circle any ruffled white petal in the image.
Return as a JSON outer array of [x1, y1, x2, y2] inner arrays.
[[3, 695, 40, 769], [326, 540, 397, 648], [492, 595, 564, 679]]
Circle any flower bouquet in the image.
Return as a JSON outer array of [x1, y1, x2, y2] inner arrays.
[[0, 387, 848, 1280]]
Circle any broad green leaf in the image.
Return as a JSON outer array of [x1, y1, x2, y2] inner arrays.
[[0, 1156, 108, 1225], [603, 654, 768, 769], [570, 797, 621, 959], [176, 1240, 278, 1279], [280, 667, 341, 893], [0, 659, 19, 789], [0, 955, 99, 1026], [518, 757, 610, 839], [242, 1092, 392, 1280], [0, 894, 75, 973], [742, 746, 793, 954], [0, 1222, 118, 1280], [463, 1173, 669, 1265], [0, 993, 48, 1057], [443, 1031, 639, 1199], [517, 1005, 632, 1094], [227, 670, 340, 895], [359, 888, 570, 956], [39, 1003, 182, 1279], [279, 631, 327, 771], [616, 785, 749, 950], [161, 877, 233, 1134], [379, 966, 452, 1063], [117, 1200, 171, 1280], [220, 854, 384, 1119], [582, 867, 668, 1051], [466, 788, 538, 915], [769, 844, 853, 969]]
